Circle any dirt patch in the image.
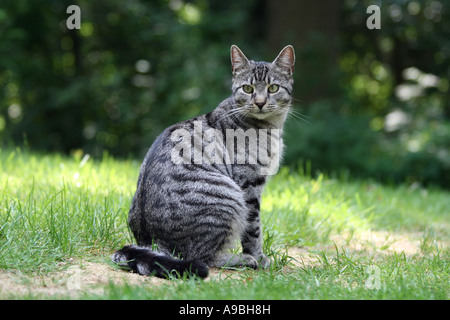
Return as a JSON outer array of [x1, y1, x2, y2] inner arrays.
[[0, 261, 150, 298], [287, 229, 448, 270], [0, 259, 244, 299], [330, 230, 423, 255]]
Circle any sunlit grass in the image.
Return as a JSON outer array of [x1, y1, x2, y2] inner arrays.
[[0, 148, 138, 273], [263, 167, 449, 244]]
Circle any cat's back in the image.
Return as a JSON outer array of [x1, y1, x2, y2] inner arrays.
[[137, 97, 235, 181], [128, 106, 247, 252], [130, 104, 240, 208]]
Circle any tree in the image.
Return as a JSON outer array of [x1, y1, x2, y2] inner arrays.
[[266, 0, 340, 102]]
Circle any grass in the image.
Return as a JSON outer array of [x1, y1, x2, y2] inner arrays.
[[0, 147, 448, 300], [0, 148, 136, 273]]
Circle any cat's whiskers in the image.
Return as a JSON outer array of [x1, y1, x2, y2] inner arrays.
[[291, 97, 303, 103], [286, 108, 312, 125], [263, 101, 311, 125], [211, 103, 246, 126]]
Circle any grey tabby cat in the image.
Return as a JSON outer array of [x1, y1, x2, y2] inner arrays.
[[112, 45, 295, 279]]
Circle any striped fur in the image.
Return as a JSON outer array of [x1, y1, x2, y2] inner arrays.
[[112, 45, 295, 279]]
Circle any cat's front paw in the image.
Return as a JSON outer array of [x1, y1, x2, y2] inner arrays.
[[258, 255, 271, 269]]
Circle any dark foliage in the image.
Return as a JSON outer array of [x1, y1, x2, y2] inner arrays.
[[0, 0, 448, 187]]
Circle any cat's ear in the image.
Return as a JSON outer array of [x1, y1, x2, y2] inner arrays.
[[273, 45, 295, 75], [231, 45, 249, 75]]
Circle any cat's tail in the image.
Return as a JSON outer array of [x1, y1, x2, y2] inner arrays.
[[111, 245, 209, 279]]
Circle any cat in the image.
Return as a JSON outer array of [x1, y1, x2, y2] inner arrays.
[[112, 45, 295, 279]]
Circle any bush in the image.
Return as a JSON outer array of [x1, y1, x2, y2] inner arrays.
[[284, 100, 450, 188]]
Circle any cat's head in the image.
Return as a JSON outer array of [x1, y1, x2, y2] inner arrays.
[[230, 45, 295, 121]]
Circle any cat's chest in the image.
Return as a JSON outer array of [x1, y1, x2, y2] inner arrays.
[[228, 135, 284, 188]]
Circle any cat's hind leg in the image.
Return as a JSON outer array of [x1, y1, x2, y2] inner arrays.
[[211, 253, 258, 269]]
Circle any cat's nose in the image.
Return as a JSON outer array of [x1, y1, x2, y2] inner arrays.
[[255, 100, 266, 110]]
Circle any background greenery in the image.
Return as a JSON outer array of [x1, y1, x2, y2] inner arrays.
[[0, 0, 449, 187]]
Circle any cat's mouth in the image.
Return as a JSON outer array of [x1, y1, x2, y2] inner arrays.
[[249, 110, 274, 119], [241, 103, 286, 120]]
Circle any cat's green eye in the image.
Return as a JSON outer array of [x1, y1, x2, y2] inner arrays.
[[242, 85, 254, 94], [268, 84, 279, 93]]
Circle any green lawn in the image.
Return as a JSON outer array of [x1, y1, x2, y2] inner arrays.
[[0, 147, 448, 299]]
